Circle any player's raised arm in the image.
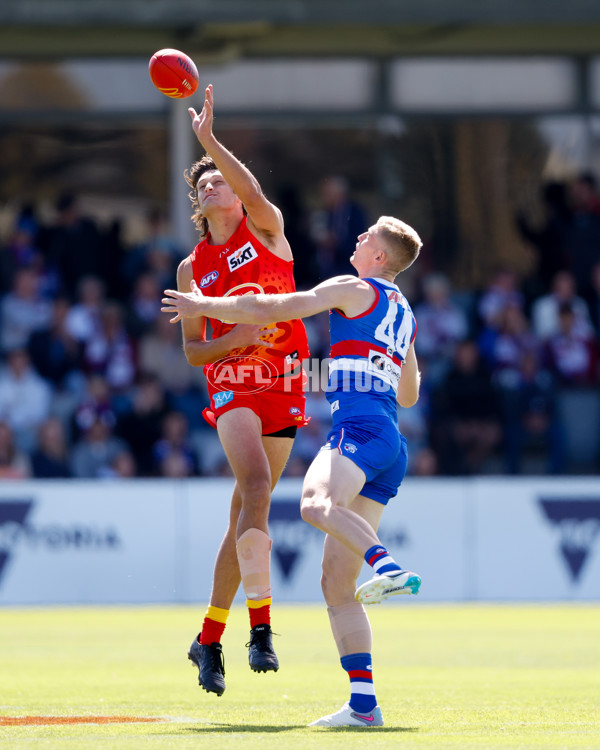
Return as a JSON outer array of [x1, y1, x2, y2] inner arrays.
[[162, 274, 376, 326], [188, 84, 284, 243]]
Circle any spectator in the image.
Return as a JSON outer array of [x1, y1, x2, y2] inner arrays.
[[7, 204, 61, 299], [302, 311, 331, 362], [531, 270, 593, 340], [115, 374, 169, 475], [479, 303, 538, 389], [125, 271, 162, 338], [515, 180, 571, 298], [138, 313, 202, 393], [72, 374, 116, 440], [0, 420, 31, 479], [567, 171, 600, 302], [100, 449, 138, 479], [586, 261, 600, 337], [28, 297, 82, 388], [138, 314, 208, 426], [82, 301, 137, 392], [31, 417, 71, 478], [477, 268, 524, 331], [542, 302, 599, 387], [414, 272, 468, 385], [0, 348, 51, 452], [152, 411, 199, 477], [5, 217, 39, 271], [498, 350, 565, 475], [101, 219, 128, 299], [42, 192, 103, 300], [310, 175, 368, 278], [65, 275, 105, 346], [159, 450, 194, 478], [122, 207, 183, 290], [0, 267, 52, 353], [431, 340, 502, 475], [70, 415, 129, 478], [276, 184, 317, 289]]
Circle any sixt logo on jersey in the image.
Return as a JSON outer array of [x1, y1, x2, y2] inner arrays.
[[227, 242, 258, 272], [200, 270, 219, 288]]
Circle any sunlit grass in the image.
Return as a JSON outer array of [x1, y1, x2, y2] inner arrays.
[[1, 604, 599, 749]]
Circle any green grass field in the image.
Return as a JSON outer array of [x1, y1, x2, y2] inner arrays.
[[1, 603, 599, 749]]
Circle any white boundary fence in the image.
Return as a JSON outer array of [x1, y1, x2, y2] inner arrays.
[[1, 477, 599, 605]]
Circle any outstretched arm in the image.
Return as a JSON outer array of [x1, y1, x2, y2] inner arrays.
[[162, 275, 376, 326], [189, 84, 285, 243], [176, 259, 276, 367]]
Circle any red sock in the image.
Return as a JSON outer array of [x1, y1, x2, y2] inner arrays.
[[199, 605, 229, 645], [248, 603, 271, 629]]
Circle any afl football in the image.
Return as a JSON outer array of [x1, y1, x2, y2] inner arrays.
[[149, 49, 199, 99]]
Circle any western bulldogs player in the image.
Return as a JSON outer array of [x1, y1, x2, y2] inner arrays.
[[163, 214, 422, 727]]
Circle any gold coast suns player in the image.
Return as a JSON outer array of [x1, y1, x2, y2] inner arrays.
[[178, 85, 310, 696]]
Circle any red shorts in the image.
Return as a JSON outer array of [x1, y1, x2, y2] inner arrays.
[[204, 373, 309, 435]]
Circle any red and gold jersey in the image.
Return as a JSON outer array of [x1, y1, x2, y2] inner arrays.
[[189, 217, 310, 380]]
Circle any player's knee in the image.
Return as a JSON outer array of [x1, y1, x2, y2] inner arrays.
[[300, 497, 326, 528], [239, 476, 271, 509]]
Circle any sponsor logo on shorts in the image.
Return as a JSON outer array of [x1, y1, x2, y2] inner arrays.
[[208, 356, 279, 394], [200, 270, 219, 288], [343, 442, 358, 454], [289, 407, 302, 415], [227, 242, 258, 272], [213, 390, 234, 408]]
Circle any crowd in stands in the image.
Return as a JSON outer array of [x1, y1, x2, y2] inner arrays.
[[0, 171, 599, 480]]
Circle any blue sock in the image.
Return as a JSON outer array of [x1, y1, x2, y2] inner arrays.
[[341, 652, 377, 713], [365, 544, 403, 576]]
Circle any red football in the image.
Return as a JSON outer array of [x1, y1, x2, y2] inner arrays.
[[149, 49, 199, 99]]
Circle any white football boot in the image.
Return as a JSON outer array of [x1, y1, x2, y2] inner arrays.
[[355, 569, 421, 604], [309, 701, 384, 727]]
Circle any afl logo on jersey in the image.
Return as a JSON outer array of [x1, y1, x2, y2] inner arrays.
[[227, 241, 258, 271], [200, 270, 219, 288]]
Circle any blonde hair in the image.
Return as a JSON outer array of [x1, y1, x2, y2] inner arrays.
[[375, 216, 422, 274]]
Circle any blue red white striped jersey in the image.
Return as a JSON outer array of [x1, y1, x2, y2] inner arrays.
[[326, 277, 416, 420]]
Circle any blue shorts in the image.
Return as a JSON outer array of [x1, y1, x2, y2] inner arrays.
[[320, 416, 408, 505]]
